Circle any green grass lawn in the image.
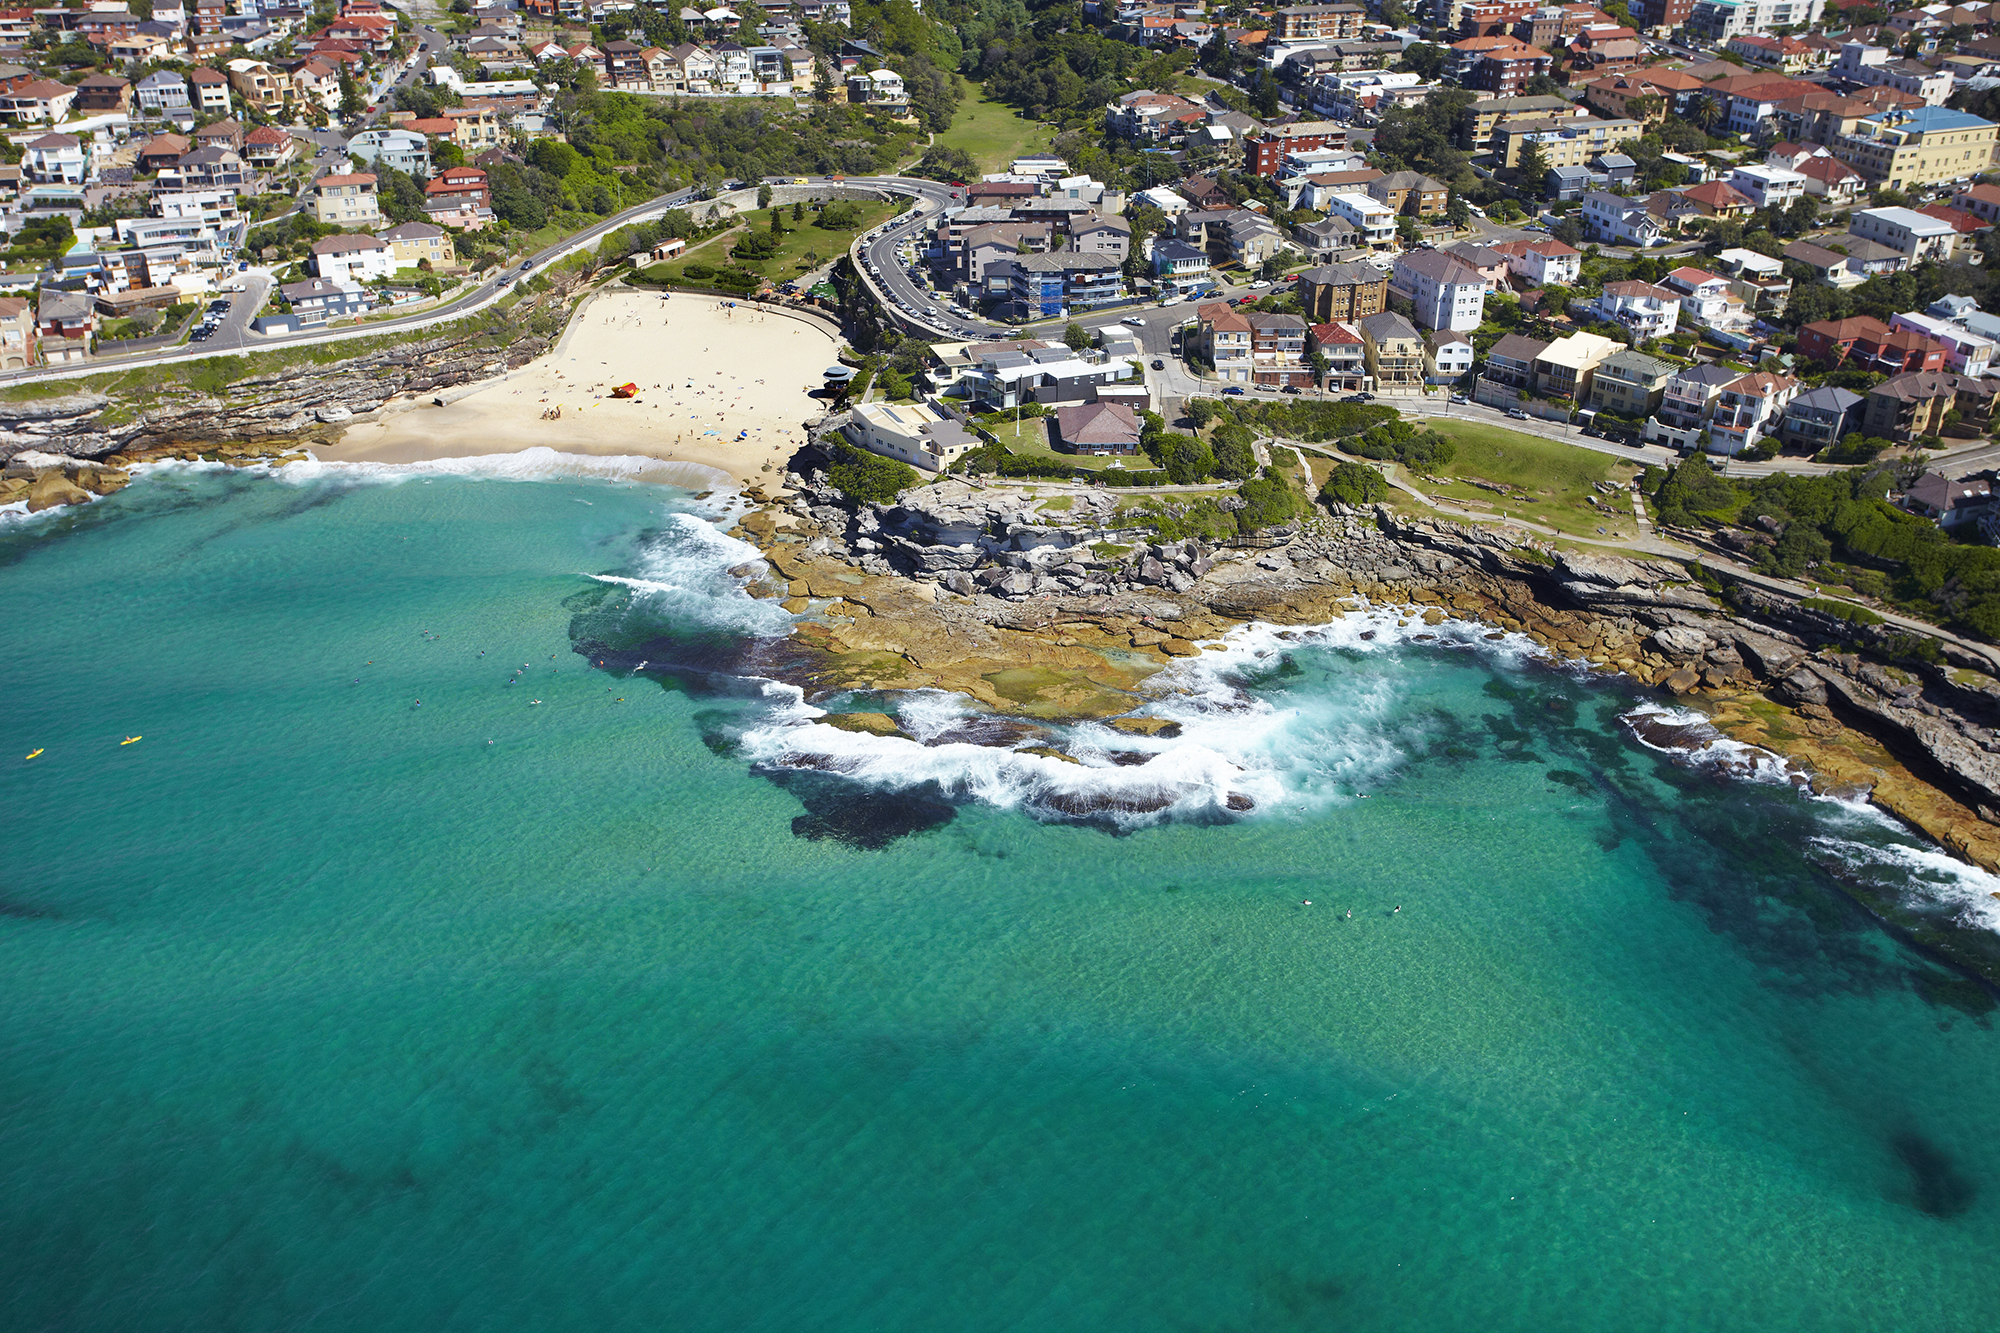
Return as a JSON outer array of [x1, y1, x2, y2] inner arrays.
[[990, 416, 1139, 473], [930, 85, 1055, 175], [1394, 419, 1644, 540], [637, 201, 900, 288]]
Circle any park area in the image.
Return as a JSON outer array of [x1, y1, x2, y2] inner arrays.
[[634, 199, 901, 292], [925, 84, 1056, 175], [1393, 419, 1643, 541]]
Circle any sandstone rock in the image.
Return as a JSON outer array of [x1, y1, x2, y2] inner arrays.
[[1664, 667, 1700, 694], [1650, 625, 1711, 657], [1108, 716, 1182, 737], [25, 471, 91, 511], [820, 711, 902, 737]]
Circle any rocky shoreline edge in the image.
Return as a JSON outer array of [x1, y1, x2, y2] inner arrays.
[[731, 471, 2000, 982]]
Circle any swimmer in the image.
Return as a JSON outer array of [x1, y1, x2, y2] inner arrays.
[[1303, 900, 1311, 907], [1393, 905, 1401, 914]]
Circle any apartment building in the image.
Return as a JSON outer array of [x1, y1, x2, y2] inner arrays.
[[1243, 121, 1347, 176], [1831, 106, 1999, 192], [1685, 0, 1826, 44], [309, 172, 381, 226], [1295, 260, 1390, 323], [1393, 250, 1487, 333], [1274, 3, 1366, 39], [1591, 280, 1680, 340], [1532, 330, 1623, 402], [1849, 205, 1960, 263], [1588, 348, 1679, 418], [1488, 236, 1581, 286], [1706, 370, 1801, 455], [1357, 310, 1426, 392]]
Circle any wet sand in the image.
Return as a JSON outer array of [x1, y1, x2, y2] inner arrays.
[[324, 290, 841, 486]]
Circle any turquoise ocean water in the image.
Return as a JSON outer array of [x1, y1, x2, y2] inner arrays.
[[5, 459, 2000, 1331]]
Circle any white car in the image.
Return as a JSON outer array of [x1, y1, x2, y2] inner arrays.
[[1120, 315, 1146, 326], [1250, 280, 1272, 289]]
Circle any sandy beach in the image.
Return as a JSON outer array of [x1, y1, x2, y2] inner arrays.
[[322, 289, 842, 486]]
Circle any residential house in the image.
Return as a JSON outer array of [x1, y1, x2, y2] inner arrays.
[[156, 146, 247, 195], [1904, 471, 1997, 529], [842, 400, 978, 472], [1581, 190, 1666, 247], [1707, 370, 1801, 454], [272, 277, 372, 327], [1890, 310, 1997, 377], [379, 220, 453, 269], [1293, 214, 1359, 257], [1680, 180, 1755, 218], [1779, 385, 1865, 452], [136, 70, 190, 115], [424, 165, 493, 229], [1053, 401, 1142, 456], [1248, 312, 1312, 387], [74, 73, 131, 114], [1661, 266, 1738, 326], [1532, 330, 1624, 403], [1482, 332, 1549, 390], [23, 134, 89, 186], [1393, 249, 1487, 333], [348, 129, 431, 176], [36, 287, 93, 362], [309, 172, 381, 226], [1356, 310, 1426, 393], [1727, 164, 1806, 210], [1849, 205, 1959, 263], [1798, 314, 1948, 372], [225, 59, 290, 113], [1296, 261, 1389, 323], [193, 119, 243, 152], [1242, 120, 1347, 176], [0, 295, 33, 369], [1308, 320, 1368, 390], [1712, 247, 1792, 316], [136, 133, 189, 173], [1592, 280, 1680, 340], [1070, 214, 1130, 263], [1367, 170, 1448, 216], [1794, 153, 1865, 203], [1196, 301, 1254, 382], [310, 232, 395, 283], [1588, 347, 1679, 418], [1863, 370, 1999, 441], [1649, 363, 1741, 447], [1320, 191, 1397, 248], [1428, 330, 1475, 380], [1441, 241, 1509, 290], [1150, 239, 1212, 291], [1952, 181, 2000, 224], [1490, 236, 1581, 287], [188, 66, 230, 113], [1782, 238, 1861, 287], [0, 80, 76, 123], [242, 125, 296, 171]]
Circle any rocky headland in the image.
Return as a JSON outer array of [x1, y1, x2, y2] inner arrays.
[[739, 471, 2000, 909]]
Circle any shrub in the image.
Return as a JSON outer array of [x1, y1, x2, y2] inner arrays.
[[1210, 423, 1258, 480], [826, 443, 918, 503], [1321, 461, 1388, 507], [1237, 468, 1309, 531]]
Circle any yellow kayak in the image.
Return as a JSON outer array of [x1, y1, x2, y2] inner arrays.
[[24, 748, 41, 760], [121, 736, 142, 746]]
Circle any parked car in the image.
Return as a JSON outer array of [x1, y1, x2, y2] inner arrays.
[[1341, 392, 1368, 402], [1449, 392, 1468, 404], [1281, 384, 1300, 394], [1151, 359, 1164, 369], [1222, 386, 1246, 396], [1506, 408, 1530, 419]]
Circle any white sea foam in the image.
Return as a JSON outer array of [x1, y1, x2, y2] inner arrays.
[[271, 445, 730, 490], [1808, 836, 2000, 932], [733, 603, 1543, 827], [585, 511, 793, 638], [1618, 702, 1810, 789]]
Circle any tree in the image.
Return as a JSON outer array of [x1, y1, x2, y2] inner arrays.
[[910, 144, 977, 182], [770, 207, 784, 233], [339, 66, 363, 118], [826, 443, 918, 502], [1211, 423, 1257, 479], [1516, 140, 1551, 196], [1062, 320, 1090, 351], [1321, 461, 1388, 507], [1396, 42, 1445, 80], [1248, 67, 1281, 118], [1307, 348, 1329, 387], [1625, 93, 1664, 124], [793, 200, 804, 220], [1690, 94, 1723, 133], [757, 182, 773, 209], [1446, 192, 1471, 228]]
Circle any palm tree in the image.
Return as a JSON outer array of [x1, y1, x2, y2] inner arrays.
[[1691, 94, 1723, 134]]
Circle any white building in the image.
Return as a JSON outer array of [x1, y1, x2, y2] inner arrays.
[[1490, 236, 1581, 287], [1392, 249, 1487, 332], [310, 233, 396, 283], [1427, 330, 1475, 378], [1687, 0, 1827, 44], [1728, 164, 1807, 209], [1834, 41, 1955, 106], [135, 70, 190, 114], [1890, 309, 1997, 376], [1850, 205, 1959, 262], [1321, 191, 1397, 248], [23, 133, 90, 185], [1592, 280, 1681, 339], [1581, 190, 1666, 247], [843, 400, 979, 472]]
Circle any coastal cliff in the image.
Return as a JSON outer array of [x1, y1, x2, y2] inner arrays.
[[744, 473, 2000, 886]]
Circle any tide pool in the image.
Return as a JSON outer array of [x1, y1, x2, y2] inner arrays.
[[2, 463, 1998, 1332]]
